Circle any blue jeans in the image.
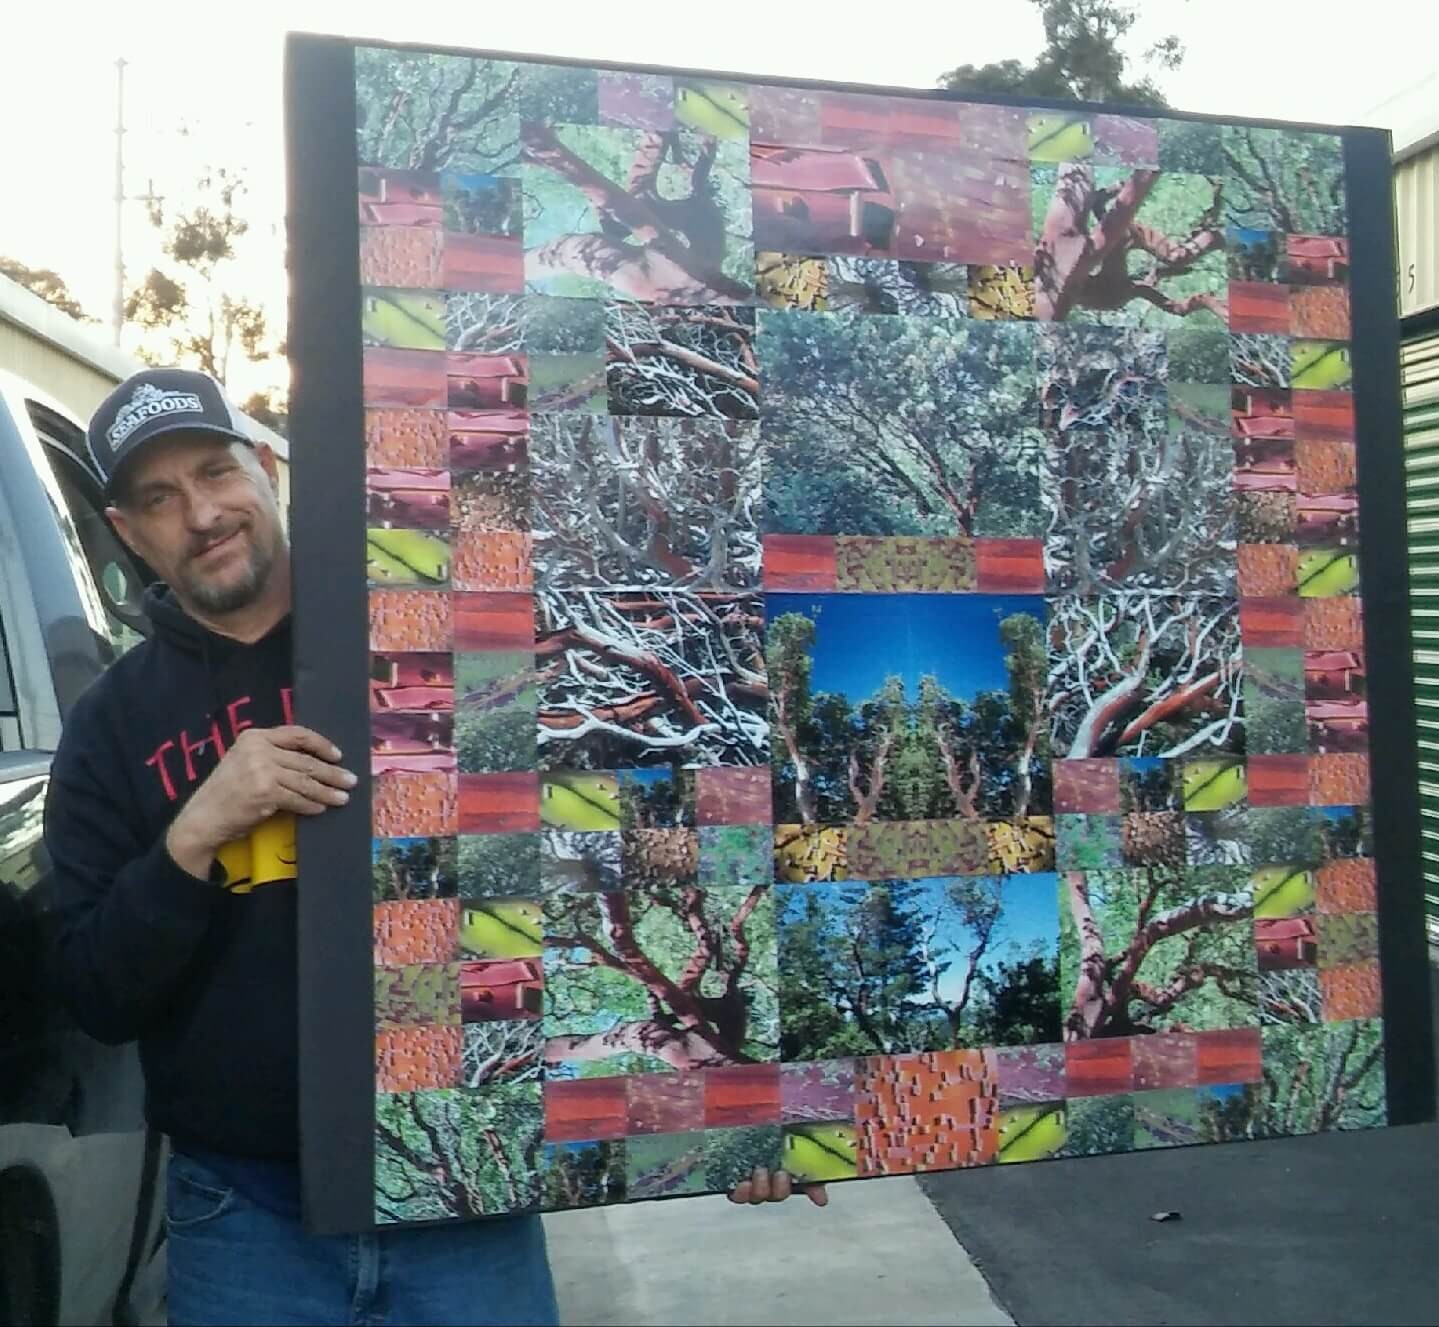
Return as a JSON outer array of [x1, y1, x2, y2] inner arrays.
[[165, 1151, 560, 1326]]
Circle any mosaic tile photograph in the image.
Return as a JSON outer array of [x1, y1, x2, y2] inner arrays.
[[286, 35, 1419, 1232]]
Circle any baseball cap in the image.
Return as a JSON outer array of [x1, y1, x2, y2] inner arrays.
[[87, 368, 253, 497]]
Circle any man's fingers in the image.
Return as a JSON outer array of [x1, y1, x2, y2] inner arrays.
[[274, 747, 358, 789], [280, 769, 350, 807], [727, 1171, 827, 1209], [275, 770, 346, 814], [273, 788, 331, 817], [264, 725, 344, 762]]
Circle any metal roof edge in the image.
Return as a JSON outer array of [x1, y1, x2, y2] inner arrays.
[[0, 273, 290, 459], [1396, 126, 1439, 167], [0, 271, 140, 380]]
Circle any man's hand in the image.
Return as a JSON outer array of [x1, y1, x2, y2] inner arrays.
[[727, 1167, 828, 1208], [166, 726, 356, 878]]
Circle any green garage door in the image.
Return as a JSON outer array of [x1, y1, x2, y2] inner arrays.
[[1403, 328, 1439, 943]]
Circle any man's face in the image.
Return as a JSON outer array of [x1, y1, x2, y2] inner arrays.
[[107, 433, 285, 617]]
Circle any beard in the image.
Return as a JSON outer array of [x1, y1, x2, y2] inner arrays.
[[178, 525, 278, 614]]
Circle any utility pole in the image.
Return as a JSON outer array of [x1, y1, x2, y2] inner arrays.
[[113, 57, 127, 347]]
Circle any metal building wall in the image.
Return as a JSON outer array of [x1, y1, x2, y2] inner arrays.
[[1402, 327, 1439, 940], [1397, 138, 1439, 321]]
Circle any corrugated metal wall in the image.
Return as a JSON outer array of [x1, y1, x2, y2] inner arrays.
[[1402, 329, 1439, 940], [0, 318, 122, 419], [1397, 144, 1438, 320]]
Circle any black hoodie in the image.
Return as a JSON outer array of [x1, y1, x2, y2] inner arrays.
[[45, 584, 299, 1160]]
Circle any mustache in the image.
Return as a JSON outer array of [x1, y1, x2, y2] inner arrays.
[[186, 523, 247, 560]]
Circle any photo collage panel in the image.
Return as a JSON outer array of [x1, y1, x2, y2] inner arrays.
[[352, 46, 1382, 1225]]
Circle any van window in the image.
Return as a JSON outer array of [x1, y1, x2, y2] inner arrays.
[[26, 404, 150, 657], [0, 608, 19, 749]]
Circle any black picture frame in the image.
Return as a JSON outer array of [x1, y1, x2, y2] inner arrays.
[[1344, 130, 1435, 1125], [286, 35, 375, 1235]]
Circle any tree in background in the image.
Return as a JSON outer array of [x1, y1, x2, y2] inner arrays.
[[238, 390, 287, 435], [541, 1141, 623, 1208], [1061, 867, 1256, 1038], [761, 315, 1044, 539], [940, 0, 1185, 108], [372, 837, 457, 903], [768, 608, 1050, 826], [354, 47, 521, 175], [125, 165, 281, 408], [999, 614, 1049, 818], [779, 877, 1058, 1059], [970, 955, 1063, 1046], [375, 1085, 541, 1222], [776, 888, 852, 1055], [543, 884, 777, 1073], [0, 257, 95, 322], [1199, 1020, 1385, 1139], [779, 881, 934, 1058], [767, 612, 826, 825]]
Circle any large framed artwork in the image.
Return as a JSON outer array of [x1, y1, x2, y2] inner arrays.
[[284, 32, 1434, 1233]]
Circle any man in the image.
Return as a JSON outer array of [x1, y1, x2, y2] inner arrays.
[[45, 368, 823, 1327]]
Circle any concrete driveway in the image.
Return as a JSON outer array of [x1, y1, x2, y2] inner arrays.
[[545, 1174, 1011, 1327]]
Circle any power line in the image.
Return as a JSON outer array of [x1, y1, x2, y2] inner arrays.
[[112, 56, 126, 347]]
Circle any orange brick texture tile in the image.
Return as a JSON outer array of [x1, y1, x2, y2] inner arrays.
[[1316, 858, 1378, 913], [1309, 753, 1370, 806], [370, 590, 453, 652], [1295, 439, 1356, 494], [375, 1025, 463, 1092], [359, 226, 443, 287], [1320, 962, 1382, 1021], [1291, 286, 1351, 342], [366, 408, 448, 469], [1304, 598, 1364, 650], [1237, 544, 1299, 597], [373, 770, 458, 836], [374, 898, 460, 966], [452, 530, 533, 591], [856, 1050, 999, 1177]]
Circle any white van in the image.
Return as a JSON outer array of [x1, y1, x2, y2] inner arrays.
[[0, 370, 164, 1326]]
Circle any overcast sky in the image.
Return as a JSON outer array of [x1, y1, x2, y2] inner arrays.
[[3, 1, 1436, 395]]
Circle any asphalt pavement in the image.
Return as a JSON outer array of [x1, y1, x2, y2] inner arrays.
[[919, 1121, 1439, 1327]]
